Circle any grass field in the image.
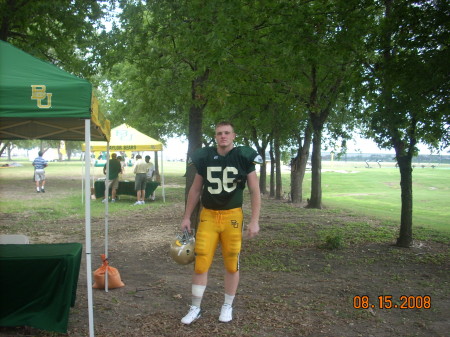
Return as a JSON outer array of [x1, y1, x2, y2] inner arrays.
[[1, 158, 449, 234], [294, 161, 450, 232]]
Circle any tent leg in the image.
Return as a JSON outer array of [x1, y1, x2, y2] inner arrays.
[[105, 144, 110, 292], [161, 150, 165, 203], [81, 162, 84, 204], [85, 119, 95, 337]]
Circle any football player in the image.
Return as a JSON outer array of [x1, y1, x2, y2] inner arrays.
[[180, 121, 261, 324]]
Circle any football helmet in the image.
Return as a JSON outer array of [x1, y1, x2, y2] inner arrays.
[[170, 229, 196, 265]]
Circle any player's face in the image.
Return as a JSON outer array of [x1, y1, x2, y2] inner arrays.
[[215, 125, 236, 149]]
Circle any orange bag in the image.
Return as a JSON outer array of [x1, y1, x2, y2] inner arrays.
[[93, 254, 125, 289]]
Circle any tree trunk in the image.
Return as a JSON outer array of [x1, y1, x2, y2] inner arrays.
[[250, 128, 269, 195], [7, 143, 12, 161], [259, 161, 267, 194], [185, 105, 203, 233], [290, 124, 312, 204], [58, 143, 63, 161], [396, 152, 414, 247], [274, 134, 282, 200], [380, 0, 413, 248], [308, 126, 323, 208], [66, 142, 72, 161], [304, 62, 337, 208], [185, 71, 209, 233], [0, 143, 8, 157], [269, 142, 275, 198]]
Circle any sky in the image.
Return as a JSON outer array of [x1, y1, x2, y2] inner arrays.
[[12, 135, 442, 162]]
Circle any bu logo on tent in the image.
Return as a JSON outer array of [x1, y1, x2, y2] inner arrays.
[[31, 85, 52, 108], [116, 130, 133, 141]]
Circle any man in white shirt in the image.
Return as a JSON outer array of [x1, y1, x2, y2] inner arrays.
[[133, 154, 151, 205]]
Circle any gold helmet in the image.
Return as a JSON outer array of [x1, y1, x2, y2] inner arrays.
[[170, 230, 195, 265]]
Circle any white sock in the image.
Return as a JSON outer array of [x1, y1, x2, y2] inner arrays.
[[224, 293, 235, 306], [192, 284, 206, 308]]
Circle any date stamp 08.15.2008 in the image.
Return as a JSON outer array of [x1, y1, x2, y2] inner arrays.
[[353, 295, 431, 310]]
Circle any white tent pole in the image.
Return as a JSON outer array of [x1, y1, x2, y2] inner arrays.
[[84, 119, 95, 337], [161, 150, 165, 203], [104, 145, 110, 292], [105, 151, 110, 203], [81, 160, 84, 204]]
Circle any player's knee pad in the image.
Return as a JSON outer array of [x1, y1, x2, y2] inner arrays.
[[222, 232, 242, 273], [194, 255, 211, 274], [225, 232, 242, 254], [223, 253, 240, 273], [194, 231, 215, 274], [194, 231, 210, 255]]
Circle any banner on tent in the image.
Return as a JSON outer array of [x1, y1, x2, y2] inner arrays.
[[109, 145, 161, 151]]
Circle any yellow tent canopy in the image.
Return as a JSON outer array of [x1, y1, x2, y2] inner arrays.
[[83, 123, 162, 151]]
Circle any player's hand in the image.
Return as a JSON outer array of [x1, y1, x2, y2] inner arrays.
[[181, 218, 191, 232], [246, 221, 260, 239]]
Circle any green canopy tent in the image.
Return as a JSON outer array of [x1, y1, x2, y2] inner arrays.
[[0, 40, 109, 336]]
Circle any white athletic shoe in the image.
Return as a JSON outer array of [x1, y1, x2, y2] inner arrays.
[[133, 201, 141, 206], [181, 305, 201, 325], [219, 304, 233, 323]]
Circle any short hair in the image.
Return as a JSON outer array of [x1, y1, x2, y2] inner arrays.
[[215, 121, 235, 131], [111, 153, 117, 159], [136, 154, 142, 159], [145, 155, 150, 161], [38, 151, 43, 157]]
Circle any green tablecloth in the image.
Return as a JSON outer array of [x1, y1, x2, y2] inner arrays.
[[94, 180, 160, 199], [0, 243, 82, 333]]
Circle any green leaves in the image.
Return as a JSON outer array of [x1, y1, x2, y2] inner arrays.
[[1, 0, 106, 77], [360, 0, 449, 153]]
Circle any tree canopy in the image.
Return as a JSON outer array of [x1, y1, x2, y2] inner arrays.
[[0, 0, 108, 77]]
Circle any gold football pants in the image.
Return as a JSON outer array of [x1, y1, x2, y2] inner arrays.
[[194, 207, 243, 274]]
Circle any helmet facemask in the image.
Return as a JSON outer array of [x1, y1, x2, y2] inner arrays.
[[170, 229, 196, 265]]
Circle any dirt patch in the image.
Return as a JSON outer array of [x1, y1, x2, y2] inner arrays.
[[0, 178, 449, 337]]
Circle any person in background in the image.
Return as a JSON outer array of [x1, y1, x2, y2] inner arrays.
[[133, 154, 151, 205], [32, 151, 48, 193], [103, 153, 122, 203], [145, 155, 156, 201], [180, 121, 262, 325]]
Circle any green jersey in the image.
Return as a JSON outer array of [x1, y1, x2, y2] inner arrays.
[[191, 146, 261, 210], [104, 159, 122, 180]]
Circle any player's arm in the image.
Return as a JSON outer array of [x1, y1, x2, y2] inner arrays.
[[246, 170, 261, 238], [181, 173, 203, 232]]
